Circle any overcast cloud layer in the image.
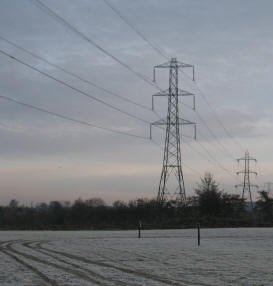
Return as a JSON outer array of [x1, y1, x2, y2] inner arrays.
[[0, 0, 273, 205]]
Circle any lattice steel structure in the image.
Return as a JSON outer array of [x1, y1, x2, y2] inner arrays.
[[150, 58, 196, 204], [264, 182, 273, 193], [235, 151, 258, 208]]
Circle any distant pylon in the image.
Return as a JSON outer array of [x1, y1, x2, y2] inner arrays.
[[150, 58, 196, 204], [235, 151, 258, 208], [264, 182, 273, 193]]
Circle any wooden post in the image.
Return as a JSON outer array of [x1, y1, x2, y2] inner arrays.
[[197, 223, 200, 246], [138, 220, 142, 238]]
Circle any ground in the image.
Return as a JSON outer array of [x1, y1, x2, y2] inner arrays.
[[0, 229, 272, 285]]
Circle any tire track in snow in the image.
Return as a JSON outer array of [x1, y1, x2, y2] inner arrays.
[[0, 239, 22, 247], [5, 242, 112, 286], [39, 241, 189, 286], [81, 244, 211, 286], [89, 244, 212, 286], [94, 245, 149, 261], [0, 247, 58, 286], [24, 241, 129, 286]]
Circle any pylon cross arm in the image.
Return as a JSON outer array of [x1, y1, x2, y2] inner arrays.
[[179, 118, 195, 125], [152, 89, 195, 111], [176, 62, 194, 69], [236, 170, 257, 175], [150, 118, 195, 126], [237, 158, 257, 162], [153, 59, 195, 82], [153, 89, 194, 97], [235, 184, 259, 188]]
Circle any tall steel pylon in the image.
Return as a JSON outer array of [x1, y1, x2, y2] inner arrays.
[[150, 58, 196, 204], [264, 182, 273, 193], [235, 151, 258, 208]]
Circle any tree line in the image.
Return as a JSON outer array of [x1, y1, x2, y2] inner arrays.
[[0, 173, 272, 230]]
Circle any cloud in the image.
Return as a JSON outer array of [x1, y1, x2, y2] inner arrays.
[[0, 0, 273, 204]]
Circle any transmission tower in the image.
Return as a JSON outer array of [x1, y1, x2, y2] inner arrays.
[[235, 151, 258, 208], [264, 182, 273, 193], [150, 58, 196, 204]]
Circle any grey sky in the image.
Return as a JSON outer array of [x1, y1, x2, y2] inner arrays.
[[0, 0, 273, 205]]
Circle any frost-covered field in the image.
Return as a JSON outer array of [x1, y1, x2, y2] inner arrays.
[[0, 228, 272, 286]]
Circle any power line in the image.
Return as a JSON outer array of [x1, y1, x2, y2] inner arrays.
[[0, 35, 151, 112], [0, 95, 236, 183], [0, 95, 208, 178], [151, 139, 202, 177], [0, 38, 167, 133], [0, 92, 208, 179], [153, 134, 237, 181], [151, 126, 224, 178], [101, 0, 244, 156], [195, 81, 245, 153], [0, 92, 240, 184], [182, 139, 214, 165], [102, 0, 240, 161], [182, 72, 245, 153], [29, 0, 205, 146], [196, 122, 235, 161], [30, 0, 159, 90], [0, 94, 148, 140], [102, 0, 168, 59], [179, 101, 236, 161], [0, 97, 201, 176], [0, 49, 151, 125], [181, 136, 239, 183], [195, 139, 239, 182], [8, 0, 241, 181]]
